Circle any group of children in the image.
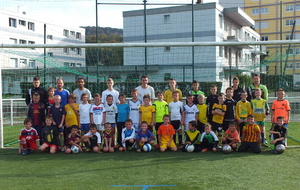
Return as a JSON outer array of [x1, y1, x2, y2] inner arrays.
[[19, 76, 290, 155]]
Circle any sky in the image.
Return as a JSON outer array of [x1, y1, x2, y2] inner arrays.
[[0, 0, 193, 29]]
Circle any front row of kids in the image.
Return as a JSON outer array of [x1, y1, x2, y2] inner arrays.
[[19, 113, 286, 155]]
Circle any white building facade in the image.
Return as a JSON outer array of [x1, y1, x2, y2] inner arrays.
[[123, 2, 263, 90]]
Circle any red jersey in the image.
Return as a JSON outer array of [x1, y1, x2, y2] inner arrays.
[[19, 128, 40, 142], [65, 133, 81, 148], [103, 130, 115, 145]]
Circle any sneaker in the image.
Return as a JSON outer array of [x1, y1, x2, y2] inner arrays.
[[22, 150, 29, 156], [261, 143, 269, 147], [85, 148, 90, 152], [202, 148, 208, 152], [155, 144, 160, 149], [217, 145, 222, 149], [61, 147, 65, 152]]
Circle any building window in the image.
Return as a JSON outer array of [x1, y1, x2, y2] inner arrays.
[[219, 46, 224, 57], [295, 48, 300, 55], [286, 34, 293, 40], [255, 21, 269, 29], [261, 8, 269, 14], [261, 36, 268, 41], [286, 5, 294, 12], [63, 48, 69, 54], [76, 48, 81, 55], [48, 52, 53, 57], [10, 58, 18, 68], [70, 63, 76, 67], [29, 60, 36, 68], [9, 38, 17, 44], [164, 15, 170, 23], [252, 8, 259, 15], [224, 46, 228, 58], [296, 4, 300, 11], [28, 41, 35, 49], [20, 59, 27, 65], [28, 22, 35, 31], [76, 32, 81, 40], [286, 19, 294, 26], [19, 39, 26, 44], [286, 49, 294, 55], [219, 14, 223, 29], [64, 62, 69, 67], [47, 35, 53, 40], [19, 20, 26, 26], [70, 48, 75, 52], [70, 31, 75, 36], [77, 63, 82, 67], [63, 29, 69, 37], [9, 18, 17, 27], [164, 73, 171, 81], [164, 46, 171, 52]]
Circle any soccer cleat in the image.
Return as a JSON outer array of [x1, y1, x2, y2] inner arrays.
[[61, 147, 65, 152], [22, 150, 29, 156], [85, 148, 90, 152], [202, 148, 208, 152], [217, 145, 222, 149]]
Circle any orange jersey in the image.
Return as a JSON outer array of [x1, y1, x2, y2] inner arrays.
[[243, 124, 261, 143], [271, 99, 291, 123], [157, 124, 175, 142]]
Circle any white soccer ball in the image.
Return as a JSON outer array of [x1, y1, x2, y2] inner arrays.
[[222, 145, 232, 154], [185, 144, 195, 153], [143, 144, 152, 152], [275, 144, 285, 154], [71, 145, 79, 154]]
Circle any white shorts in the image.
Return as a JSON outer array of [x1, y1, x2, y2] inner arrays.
[[96, 124, 104, 131]]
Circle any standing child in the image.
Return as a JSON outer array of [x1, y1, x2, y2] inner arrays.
[[64, 94, 80, 136], [271, 88, 291, 128], [182, 121, 201, 152], [188, 80, 205, 105], [157, 115, 177, 152], [49, 95, 65, 151], [129, 89, 141, 131], [18, 118, 39, 156], [183, 94, 199, 132], [119, 119, 136, 151], [223, 87, 236, 133], [79, 93, 91, 135], [153, 91, 169, 147], [103, 123, 115, 153], [238, 114, 261, 153], [136, 121, 156, 152], [27, 92, 45, 140], [81, 123, 102, 153], [105, 94, 118, 135], [39, 116, 60, 154], [65, 125, 82, 154], [139, 94, 155, 132], [211, 93, 226, 147], [196, 94, 207, 133], [116, 94, 130, 146], [168, 91, 184, 146], [200, 123, 218, 152], [164, 78, 182, 104], [90, 93, 106, 134], [222, 121, 240, 151], [269, 116, 287, 153], [251, 89, 270, 147], [101, 78, 120, 106], [46, 87, 55, 115], [206, 85, 219, 124], [235, 91, 252, 136]]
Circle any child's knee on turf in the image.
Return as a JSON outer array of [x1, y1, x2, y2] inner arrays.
[[93, 146, 99, 153], [109, 147, 114, 152], [160, 148, 166, 152], [49, 146, 56, 154], [170, 147, 177, 152], [212, 147, 217, 152], [65, 148, 71, 154]]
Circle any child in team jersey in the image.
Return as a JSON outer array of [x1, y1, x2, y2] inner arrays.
[[182, 121, 201, 152], [65, 125, 82, 154], [46, 87, 55, 115], [101, 78, 120, 106], [119, 119, 136, 151], [39, 116, 60, 154], [81, 124, 102, 153], [271, 88, 291, 128], [223, 87, 236, 132], [116, 93, 130, 146], [28, 92, 45, 140], [206, 85, 219, 124], [269, 116, 287, 154], [79, 93, 91, 135], [129, 89, 141, 131], [169, 91, 184, 146], [90, 93, 106, 134], [235, 91, 252, 136], [200, 123, 218, 152], [105, 94, 118, 136], [183, 94, 199, 132], [103, 123, 115, 153], [164, 78, 182, 104], [64, 94, 79, 136], [136, 121, 155, 152], [196, 94, 207, 133], [211, 93, 226, 147], [18, 118, 40, 156], [157, 115, 177, 152], [139, 94, 155, 132], [222, 121, 240, 151]]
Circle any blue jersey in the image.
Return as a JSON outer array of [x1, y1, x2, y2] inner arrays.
[[136, 129, 155, 142], [54, 89, 70, 107], [49, 104, 66, 127], [117, 103, 130, 122]]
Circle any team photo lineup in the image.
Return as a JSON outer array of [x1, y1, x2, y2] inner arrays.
[[19, 73, 290, 155]]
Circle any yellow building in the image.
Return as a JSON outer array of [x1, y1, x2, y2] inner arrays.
[[243, 0, 300, 76]]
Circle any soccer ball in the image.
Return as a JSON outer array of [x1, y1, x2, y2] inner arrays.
[[143, 144, 152, 152], [222, 145, 232, 154], [275, 144, 285, 154], [185, 144, 195, 153], [71, 145, 79, 154]]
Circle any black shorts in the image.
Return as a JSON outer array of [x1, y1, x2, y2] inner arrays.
[[89, 135, 99, 149], [171, 120, 181, 131], [197, 121, 205, 133], [211, 121, 223, 132]]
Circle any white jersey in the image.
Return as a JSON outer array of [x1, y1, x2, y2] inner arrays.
[[135, 85, 155, 105], [105, 104, 118, 124], [169, 101, 184, 121], [84, 131, 102, 144], [183, 104, 199, 124], [101, 89, 120, 106], [79, 103, 91, 124], [73, 88, 92, 104], [129, 99, 141, 124], [90, 103, 106, 125]]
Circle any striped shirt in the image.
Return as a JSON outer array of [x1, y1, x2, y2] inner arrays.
[[243, 124, 261, 142]]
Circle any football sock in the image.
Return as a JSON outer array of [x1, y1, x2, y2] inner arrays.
[[59, 136, 64, 147], [261, 133, 265, 143]]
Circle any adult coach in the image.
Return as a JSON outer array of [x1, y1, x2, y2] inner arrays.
[[136, 75, 155, 105], [246, 73, 268, 102], [54, 78, 70, 107], [25, 76, 47, 105], [73, 78, 92, 104]]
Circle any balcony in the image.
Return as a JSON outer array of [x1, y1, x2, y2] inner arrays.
[[251, 45, 267, 55]]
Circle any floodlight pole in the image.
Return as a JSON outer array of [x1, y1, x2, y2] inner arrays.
[[143, 0, 148, 75]]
